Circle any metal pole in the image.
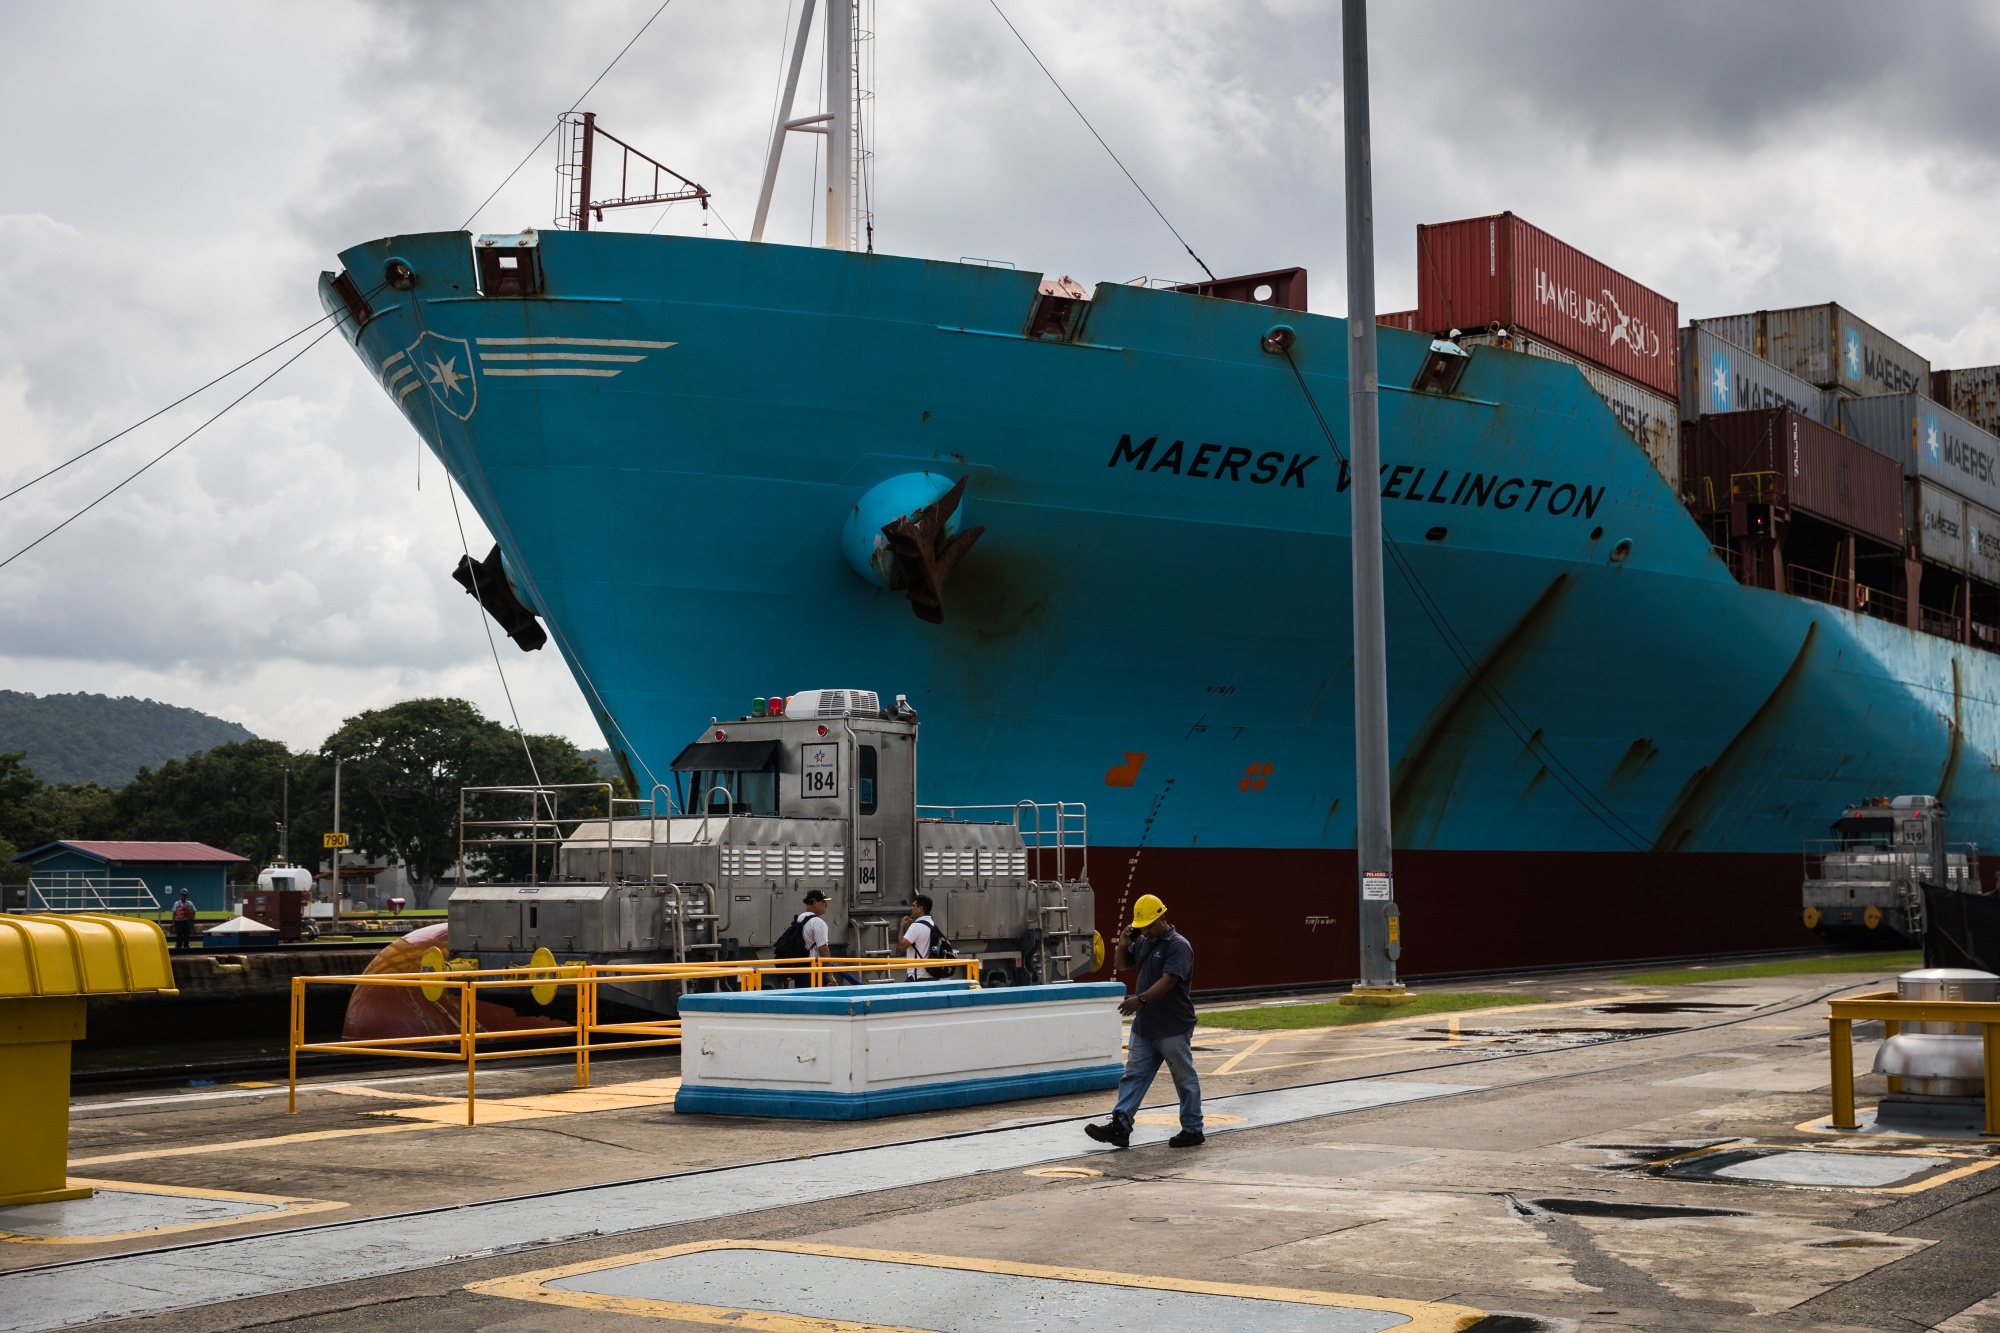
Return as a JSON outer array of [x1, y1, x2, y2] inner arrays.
[[752, 0, 820, 242], [826, 0, 853, 250], [279, 766, 289, 862], [1343, 0, 1401, 998], [330, 755, 342, 933]]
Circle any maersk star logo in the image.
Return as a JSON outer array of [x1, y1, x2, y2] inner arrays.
[[1711, 351, 1731, 411], [1844, 327, 1862, 381], [1926, 413, 1942, 466], [404, 331, 478, 422]]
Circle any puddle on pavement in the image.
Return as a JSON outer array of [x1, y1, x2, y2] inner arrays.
[[1592, 1001, 1754, 1015], [1585, 1141, 1739, 1164], [1427, 1024, 1687, 1048], [1799, 1235, 1916, 1249], [1527, 1197, 1748, 1220]]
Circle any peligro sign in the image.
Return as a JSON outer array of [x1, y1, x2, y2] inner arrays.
[[1534, 267, 1665, 366]]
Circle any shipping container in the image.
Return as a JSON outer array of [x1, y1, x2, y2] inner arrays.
[[1681, 408, 1903, 548], [1839, 393, 2000, 516], [1679, 326, 1828, 425], [1933, 366, 2000, 437], [1965, 493, 2000, 587], [1460, 331, 1678, 493], [1910, 478, 1967, 573], [1692, 304, 1929, 399], [1416, 212, 1678, 398], [1377, 309, 1421, 331]]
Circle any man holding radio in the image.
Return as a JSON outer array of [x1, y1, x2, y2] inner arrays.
[[1084, 894, 1203, 1149]]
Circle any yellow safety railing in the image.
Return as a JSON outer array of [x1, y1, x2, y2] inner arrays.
[[289, 954, 980, 1126], [1826, 990, 2000, 1137]]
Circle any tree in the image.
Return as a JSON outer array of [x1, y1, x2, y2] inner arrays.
[[110, 740, 311, 869], [320, 699, 608, 890]]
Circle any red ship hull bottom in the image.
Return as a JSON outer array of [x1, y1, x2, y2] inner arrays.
[[1081, 848, 1820, 993]]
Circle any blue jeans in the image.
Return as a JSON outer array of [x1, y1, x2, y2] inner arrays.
[[1113, 1028, 1202, 1134]]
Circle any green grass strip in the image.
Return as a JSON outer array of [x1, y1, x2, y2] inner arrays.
[[1198, 991, 1540, 1031], [1618, 951, 1922, 986]]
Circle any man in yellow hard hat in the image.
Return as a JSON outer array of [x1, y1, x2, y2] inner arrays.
[[1085, 893, 1202, 1149]]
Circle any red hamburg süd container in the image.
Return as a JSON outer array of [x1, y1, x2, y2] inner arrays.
[[1417, 212, 1679, 398], [1682, 408, 1903, 548]]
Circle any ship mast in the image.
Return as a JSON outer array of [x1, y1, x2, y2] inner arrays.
[[752, 0, 873, 250]]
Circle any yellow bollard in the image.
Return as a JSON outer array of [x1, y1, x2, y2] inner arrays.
[[0, 914, 176, 1205]]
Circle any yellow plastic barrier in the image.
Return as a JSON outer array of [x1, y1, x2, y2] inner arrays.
[[0, 914, 177, 1205], [290, 955, 980, 1126], [1826, 989, 2000, 1137]]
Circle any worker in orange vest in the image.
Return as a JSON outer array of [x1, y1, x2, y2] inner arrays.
[[170, 890, 196, 951]]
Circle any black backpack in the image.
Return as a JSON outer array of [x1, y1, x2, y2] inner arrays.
[[912, 916, 959, 977], [773, 911, 813, 960]]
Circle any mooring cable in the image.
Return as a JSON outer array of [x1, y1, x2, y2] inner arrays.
[[985, 0, 1216, 282], [1280, 346, 1659, 852], [0, 307, 341, 511]]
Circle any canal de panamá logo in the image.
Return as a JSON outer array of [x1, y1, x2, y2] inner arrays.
[[1711, 349, 1732, 410], [1926, 413, 1943, 467], [1844, 327, 1863, 382], [406, 331, 478, 421]]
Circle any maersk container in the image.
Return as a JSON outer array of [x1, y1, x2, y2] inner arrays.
[[1933, 366, 2000, 437], [1840, 393, 2000, 516], [1416, 212, 1678, 398], [1459, 331, 1678, 493], [1966, 494, 2000, 587], [1682, 407, 1903, 547], [1693, 304, 1929, 399], [1680, 326, 1827, 425], [1909, 478, 1967, 573]]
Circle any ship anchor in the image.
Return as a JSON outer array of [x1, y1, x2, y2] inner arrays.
[[879, 475, 985, 624]]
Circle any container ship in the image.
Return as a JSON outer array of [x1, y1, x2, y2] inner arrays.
[[316, 21, 2000, 991]]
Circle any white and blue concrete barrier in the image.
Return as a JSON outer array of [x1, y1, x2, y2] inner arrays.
[[674, 981, 1125, 1120]]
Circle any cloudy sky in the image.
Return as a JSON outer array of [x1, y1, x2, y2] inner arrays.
[[3, 0, 1998, 751]]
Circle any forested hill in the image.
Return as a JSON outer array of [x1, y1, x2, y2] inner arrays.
[[0, 691, 257, 786]]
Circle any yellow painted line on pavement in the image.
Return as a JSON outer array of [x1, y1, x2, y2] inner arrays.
[[366, 1076, 683, 1125], [69, 1122, 439, 1166], [468, 1238, 1489, 1332], [0, 1179, 345, 1245]]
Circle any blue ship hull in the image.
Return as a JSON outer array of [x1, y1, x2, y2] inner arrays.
[[324, 231, 1998, 989]]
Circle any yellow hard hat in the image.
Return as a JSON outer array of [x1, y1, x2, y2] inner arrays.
[[1131, 894, 1167, 928]]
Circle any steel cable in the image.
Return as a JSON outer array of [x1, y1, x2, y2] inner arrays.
[[1280, 346, 1658, 853]]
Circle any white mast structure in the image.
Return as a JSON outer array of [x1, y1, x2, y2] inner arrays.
[[752, 0, 873, 250]]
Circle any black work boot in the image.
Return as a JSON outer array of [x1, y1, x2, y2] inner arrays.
[[1168, 1129, 1205, 1148], [1084, 1116, 1131, 1149]]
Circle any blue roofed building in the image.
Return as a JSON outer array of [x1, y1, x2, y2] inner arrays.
[[9, 840, 250, 914]]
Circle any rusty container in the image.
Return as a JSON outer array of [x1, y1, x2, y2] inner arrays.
[[1377, 309, 1420, 331], [1693, 304, 1929, 399], [1682, 408, 1903, 547], [1416, 212, 1678, 397], [1934, 365, 2000, 437], [243, 887, 307, 942]]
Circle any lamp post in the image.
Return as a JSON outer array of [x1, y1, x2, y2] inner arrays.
[[1342, 0, 1404, 1003]]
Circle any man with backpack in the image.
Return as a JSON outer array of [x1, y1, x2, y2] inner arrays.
[[772, 889, 830, 986], [899, 895, 951, 980], [1084, 893, 1203, 1149]]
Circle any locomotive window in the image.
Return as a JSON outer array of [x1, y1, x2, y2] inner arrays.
[[858, 745, 878, 815], [694, 767, 778, 817], [1835, 816, 1894, 848]]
